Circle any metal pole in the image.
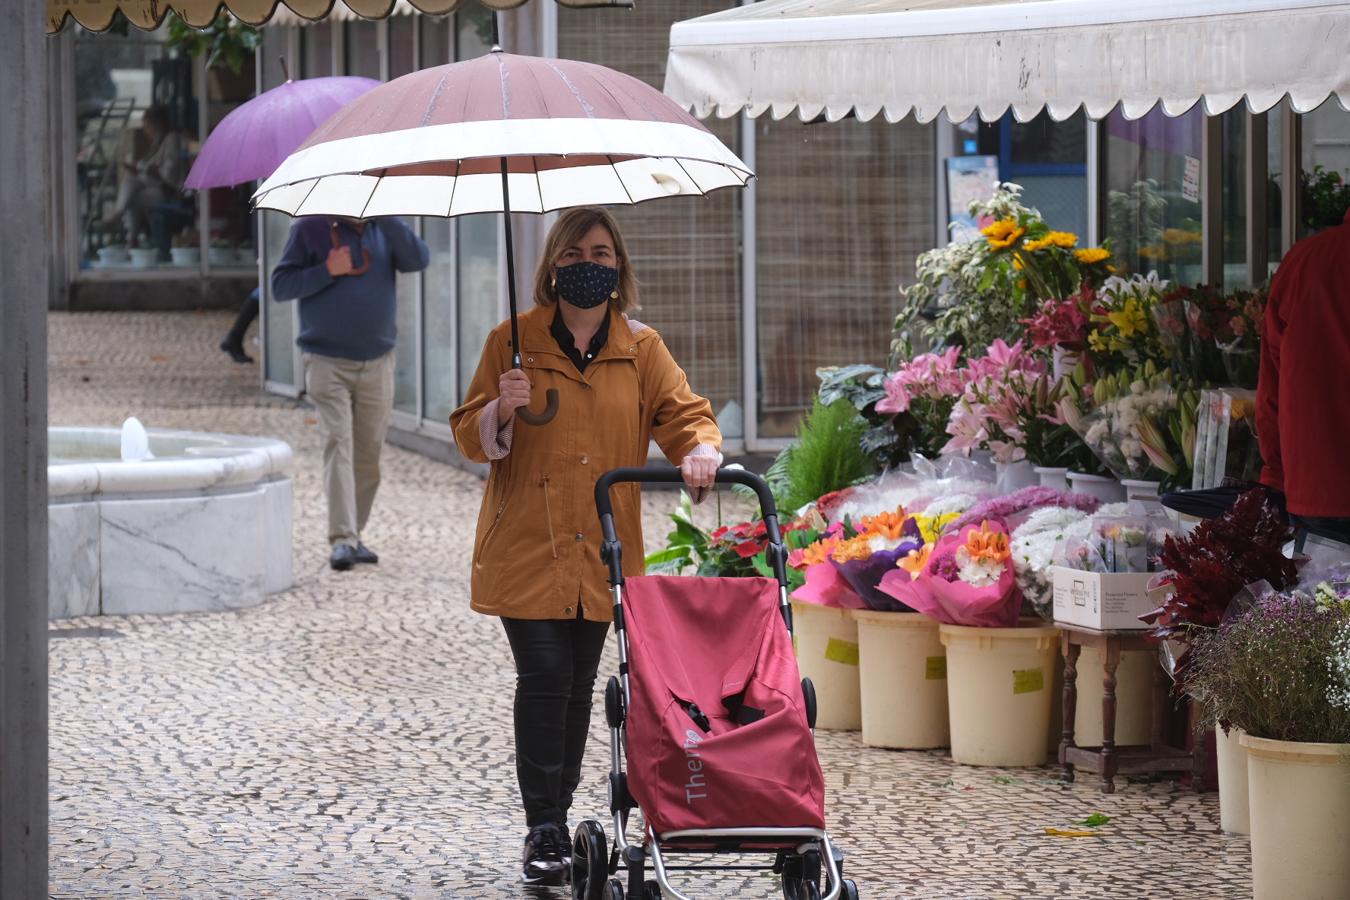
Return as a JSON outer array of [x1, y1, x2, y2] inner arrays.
[[0, 0, 50, 893]]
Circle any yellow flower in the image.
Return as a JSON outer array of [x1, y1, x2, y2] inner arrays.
[[982, 218, 1025, 250], [1138, 245, 1165, 260], [1044, 231, 1078, 249], [1088, 330, 1107, 353], [1023, 238, 1047, 253], [897, 544, 932, 577], [1163, 228, 1202, 245], [831, 535, 876, 564], [1074, 247, 1111, 265], [1012, 256, 1024, 270], [913, 512, 959, 546], [1106, 297, 1148, 338]]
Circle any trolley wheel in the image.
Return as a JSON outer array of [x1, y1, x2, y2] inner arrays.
[[840, 878, 860, 899], [606, 878, 625, 899], [801, 677, 817, 729], [572, 820, 608, 900], [781, 850, 822, 900], [605, 676, 625, 729], [643, 879, 663, 899]]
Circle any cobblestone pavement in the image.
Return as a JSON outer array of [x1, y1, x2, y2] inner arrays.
[[47, 312, 1251, 899]]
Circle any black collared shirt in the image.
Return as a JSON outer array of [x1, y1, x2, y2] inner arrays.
[[550, 306, 610, 374]]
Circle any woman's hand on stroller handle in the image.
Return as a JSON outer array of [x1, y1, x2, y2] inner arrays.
[[680, 444, 721, 505]]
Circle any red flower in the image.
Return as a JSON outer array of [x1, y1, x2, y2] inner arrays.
[[733, 539, 767, 558]]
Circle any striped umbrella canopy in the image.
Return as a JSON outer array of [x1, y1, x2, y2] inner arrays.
[[252, 50, 752, 218]]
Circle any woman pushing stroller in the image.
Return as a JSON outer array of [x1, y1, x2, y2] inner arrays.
[[450, 207, 721, 885]]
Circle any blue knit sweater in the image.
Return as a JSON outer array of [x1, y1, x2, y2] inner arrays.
[[271, 217, 429, 361]]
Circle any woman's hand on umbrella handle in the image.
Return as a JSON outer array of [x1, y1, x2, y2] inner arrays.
[[497, 369, 532, 424], [681, 445, 720, 505]]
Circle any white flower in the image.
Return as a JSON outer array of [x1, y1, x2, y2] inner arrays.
[[922, 493, 979, 517], [1327, 620, 1350, 713], [955, 546, 1005, 587]]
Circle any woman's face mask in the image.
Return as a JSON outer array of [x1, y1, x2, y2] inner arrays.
[[554, 260, 618, 310]]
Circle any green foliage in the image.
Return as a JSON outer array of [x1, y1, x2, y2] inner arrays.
[[778, 397, 873, 516], [1301, 165, 1350, 232], [166, 11, 260, 74]]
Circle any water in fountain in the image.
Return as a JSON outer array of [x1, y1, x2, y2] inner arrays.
[[119, 417, 154, 462]]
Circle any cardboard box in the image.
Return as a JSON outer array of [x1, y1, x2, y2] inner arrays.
[[1050, 566, 1156, 631]]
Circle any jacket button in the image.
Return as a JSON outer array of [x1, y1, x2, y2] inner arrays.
[[580, 455, 589, 465], [575, 532, 585, 541], [527, 357, 534, 363], [565, 606, 573, 615]]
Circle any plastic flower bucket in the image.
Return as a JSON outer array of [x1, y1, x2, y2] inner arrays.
[[1067, 471, 1126, 503], [853, 610, 949, 749], [1215, 724, 1250, 835], [1241, 734, 1350, 900], [789, 601, 861, 731], [1034, 466, 1070, 491], [939, 621, 1061, 766], [1071, 647, 1155, 749]]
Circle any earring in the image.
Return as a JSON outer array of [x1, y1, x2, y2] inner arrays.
[[610, 290, 619, 300], [551, 276, 557, 290]]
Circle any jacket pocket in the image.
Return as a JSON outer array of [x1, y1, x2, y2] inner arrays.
[[473, 470, 511, 565]]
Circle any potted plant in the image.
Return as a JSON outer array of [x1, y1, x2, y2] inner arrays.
[[169, 228, 200, 266], [208, 237, 236, 268], [1182, 583, 1350, 899], [1142, 487, 1299, 834], [165, 12, 259, 101], [128, 234, 159, 268]]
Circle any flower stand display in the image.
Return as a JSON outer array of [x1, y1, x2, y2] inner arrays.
[[939, 622, 1060, 766], [1119, 478, 1162, 502], [789, 601, 861, 731], [995, 460, 1037, 494], [1241, 735, 1350, 900], [1214, 725, 1250, 835], [853, 610, 949, 749], [1071, 647, 1154, 748]]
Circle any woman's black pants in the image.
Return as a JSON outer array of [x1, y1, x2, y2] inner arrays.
[[500, 614, 610, 828]]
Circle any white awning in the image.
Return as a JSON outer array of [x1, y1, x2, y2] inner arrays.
[[665, 0, 1350, 123]]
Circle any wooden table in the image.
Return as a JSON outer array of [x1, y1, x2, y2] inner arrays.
[[1057, 623, 1204, 793]]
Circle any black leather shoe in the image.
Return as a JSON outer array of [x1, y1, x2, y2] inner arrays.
[[219, 340, 253, 364], [329, 543, 358, 571], [353, 542, 379, 565], [521, 823, 567, 886]]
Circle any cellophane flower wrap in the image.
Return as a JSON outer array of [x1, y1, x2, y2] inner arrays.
[[1061, 362, 1197, 487], [791, 509, 922, 611], [878, 521, 1022, 627]]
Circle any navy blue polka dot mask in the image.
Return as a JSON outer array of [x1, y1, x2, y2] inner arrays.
[[554, 261, 618, 310]]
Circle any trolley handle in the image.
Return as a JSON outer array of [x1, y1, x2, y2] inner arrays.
[[594, 467, 788, 588]]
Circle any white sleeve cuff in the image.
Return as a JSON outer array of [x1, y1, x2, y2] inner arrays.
[[479, 398, 514, 461]]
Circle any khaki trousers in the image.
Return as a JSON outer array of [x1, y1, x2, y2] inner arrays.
[[303, 350, 396, 548]]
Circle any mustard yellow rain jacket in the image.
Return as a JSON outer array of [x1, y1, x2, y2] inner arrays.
[[450, 305, 721, 621]]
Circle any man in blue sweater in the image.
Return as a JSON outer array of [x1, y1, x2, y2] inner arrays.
[[272, 216, 430, 571]]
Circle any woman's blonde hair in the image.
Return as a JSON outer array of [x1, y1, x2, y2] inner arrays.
[[533, 207, 640, 313]]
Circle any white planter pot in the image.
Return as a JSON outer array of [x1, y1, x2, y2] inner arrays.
[[169, 247, 200, 267], [789, 601, 860, 731], [1071, 647, 1154, 749], [996, 460, 1037, 494], [235, 247, 256, 266], [853, 610, 949, 749], [1067, 471, 1126, 503], [939, 622, 1060, 766], [1241, 734, 1350, 900], [1215, 725, 1249, 834], [1119, 478, 1162, 502], [128, 248, 158, 268], [96, 245, 128, 265], [208, 247, 236, 267], [1034, 466, 1070, 492]]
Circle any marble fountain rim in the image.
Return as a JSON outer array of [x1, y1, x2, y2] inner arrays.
[[48, 426, 293, 500]]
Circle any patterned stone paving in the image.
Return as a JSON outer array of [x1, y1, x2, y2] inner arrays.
[[47, 312, 1252, 899]]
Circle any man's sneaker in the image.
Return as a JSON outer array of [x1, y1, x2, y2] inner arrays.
[[521, 823, 567, 886], [352, 541, 379, 565]]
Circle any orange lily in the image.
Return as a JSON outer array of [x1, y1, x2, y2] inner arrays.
[[964, 521, 1011, 564], [897, 544, 933, 577]]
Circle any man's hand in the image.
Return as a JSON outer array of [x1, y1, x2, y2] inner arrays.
[[497, 369, 533, 424], [326, 246, 354, 277]]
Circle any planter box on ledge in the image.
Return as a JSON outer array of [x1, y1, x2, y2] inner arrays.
[[1051, 566, 1154, 631]]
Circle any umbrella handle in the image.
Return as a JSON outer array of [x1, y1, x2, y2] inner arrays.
[[517, 387, 559, 427]]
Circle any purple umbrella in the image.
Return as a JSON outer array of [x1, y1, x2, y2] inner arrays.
[[185, 75, 381, 190]]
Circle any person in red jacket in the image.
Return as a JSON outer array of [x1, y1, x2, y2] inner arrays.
[[1257, 206, 1350, 542]]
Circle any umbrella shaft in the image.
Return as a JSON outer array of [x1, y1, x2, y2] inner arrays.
[[501, 158, 522, 370]]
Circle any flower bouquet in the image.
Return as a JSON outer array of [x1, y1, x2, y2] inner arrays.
[[949, 485, 1099, 536], [1060, 361, 1198, 489], [877, 520, 1023, 627], [1084, 273, 1170, 372], [1010, 504, 1125, 620]]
